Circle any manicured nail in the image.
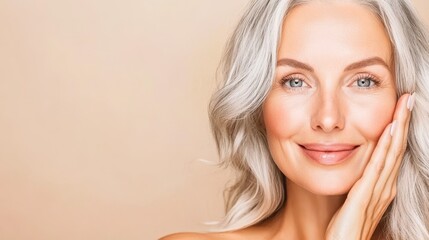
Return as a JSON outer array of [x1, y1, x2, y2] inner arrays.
[[390, 120, 397, 136], [407, 92, 416, 111]]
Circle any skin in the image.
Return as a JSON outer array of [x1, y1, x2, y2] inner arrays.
[[161, 1, 413, 240]]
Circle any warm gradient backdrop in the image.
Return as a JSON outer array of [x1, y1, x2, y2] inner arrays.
[[0, 1, 428, 239]]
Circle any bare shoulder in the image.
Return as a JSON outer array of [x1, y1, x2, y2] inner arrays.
[[159, 229, 259, 240], [159, 232, 217, 240], [160, 212, 280, 240]]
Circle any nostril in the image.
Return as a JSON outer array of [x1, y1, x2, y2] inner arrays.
[[310, 103, 345, 132]]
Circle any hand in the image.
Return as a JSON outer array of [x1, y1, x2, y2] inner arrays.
[[325, 93, 415, 240]]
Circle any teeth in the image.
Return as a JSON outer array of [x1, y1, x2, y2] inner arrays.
[[322, 153, 335, 159]]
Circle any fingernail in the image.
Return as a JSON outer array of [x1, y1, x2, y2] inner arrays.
[[390, 120, 397, 136], [407, 92, 416, 111]]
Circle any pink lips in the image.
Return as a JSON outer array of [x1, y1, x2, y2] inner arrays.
[[299, 144, 359, 165]]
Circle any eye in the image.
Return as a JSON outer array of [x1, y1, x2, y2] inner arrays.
[[281, 76, 309, 89], [352, 74, 381, 89], [356, 78, 373, 87]]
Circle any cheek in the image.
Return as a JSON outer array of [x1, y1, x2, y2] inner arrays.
[[349, 96, 396, 142], [263, 94, 308, 138]]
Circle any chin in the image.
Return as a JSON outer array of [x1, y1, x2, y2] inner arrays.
[[288, 171, 360, 196], [303, 176, 358, 196], [306, 184, 352, 196]]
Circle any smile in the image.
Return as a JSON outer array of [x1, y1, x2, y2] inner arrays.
[[299, 144, 360, 165]]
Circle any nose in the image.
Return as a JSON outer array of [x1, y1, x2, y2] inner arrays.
[[310, 91, 345, 132]]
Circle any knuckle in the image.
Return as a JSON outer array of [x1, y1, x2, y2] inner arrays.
[[391, 187, 397, 198], [375, 161, 385, 175], [392, 149, 400, 158], [382, 189, 397, 203], [380, 193, 391, 203], [391, 146, 404, 159], [397, 142, 407, 155]]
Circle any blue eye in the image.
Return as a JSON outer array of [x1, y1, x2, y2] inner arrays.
[[356, 78, 374, 87], [354, 75, 380, 88], [282, 77, 307, 88], [289, 78, 304, 87]]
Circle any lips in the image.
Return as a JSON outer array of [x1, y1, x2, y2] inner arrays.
[[299, 144, 359, 165]]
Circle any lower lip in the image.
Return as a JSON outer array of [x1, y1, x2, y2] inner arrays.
[[300, 146, 358, 165]]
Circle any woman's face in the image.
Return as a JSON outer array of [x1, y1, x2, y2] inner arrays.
[[263, 2, 397, 195]]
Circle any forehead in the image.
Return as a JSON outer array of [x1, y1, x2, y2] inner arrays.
[[279, 1, 393, 67]]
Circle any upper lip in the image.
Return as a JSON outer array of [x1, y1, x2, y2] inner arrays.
[[299, 144, 359, 152]]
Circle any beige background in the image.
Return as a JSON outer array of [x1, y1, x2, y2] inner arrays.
[[0, 1, 427, 239]]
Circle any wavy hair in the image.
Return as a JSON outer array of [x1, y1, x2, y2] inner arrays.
[[208, 0, 429, 238]]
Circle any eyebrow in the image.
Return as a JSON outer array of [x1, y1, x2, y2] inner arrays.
[[277, 58, 314, 72], [344, 57, 390, 71], [276, 57, 390, 72]]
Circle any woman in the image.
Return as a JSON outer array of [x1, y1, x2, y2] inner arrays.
[[162, 0, 429, 239]]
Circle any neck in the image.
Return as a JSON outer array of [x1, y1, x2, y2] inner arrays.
[[271, 179, 347, 240]]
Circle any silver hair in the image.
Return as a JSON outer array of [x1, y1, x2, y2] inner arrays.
[[208, 0, 429, 238]]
